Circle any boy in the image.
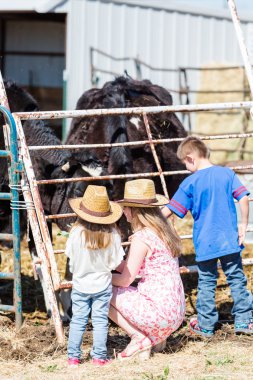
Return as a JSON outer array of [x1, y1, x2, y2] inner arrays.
[[162, 136, 253, 337]]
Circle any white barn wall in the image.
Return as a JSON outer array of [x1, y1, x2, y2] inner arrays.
[[66, 0, 251, 113]]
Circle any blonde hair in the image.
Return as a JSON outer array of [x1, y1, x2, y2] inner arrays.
[[177, 136, 210, 161], [130, 208, 181, 257], [72, 218, 115, 250]]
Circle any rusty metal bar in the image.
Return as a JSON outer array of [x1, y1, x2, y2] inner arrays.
[[37, 170, 187, 185], [21, 183, 65, 344], [48, 202, 242, 224], [27, 132, 253, 151], [0, 305, 15, 312], [13, 115, 61, 291], [228, 0, 253, 97], [14, 101, 253, 121], [143, 112, 169, 198], [0, 272, 14, 280], [59, 257, 253, 288], [180, 257, 253, 274], [46, 212, 76, 220], [0, 79, 22, 328], [36, 164, 253, 186], [0, 233, 13, 241]]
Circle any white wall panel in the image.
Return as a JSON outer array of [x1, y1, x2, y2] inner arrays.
[[66, 0, 251, 115]]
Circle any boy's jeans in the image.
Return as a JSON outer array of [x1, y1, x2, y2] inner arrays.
[[197, 252, 253, 331], [68, 284, 112, 360]]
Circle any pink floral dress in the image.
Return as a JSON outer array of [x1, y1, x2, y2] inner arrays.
[[116, 228, 185, 345]]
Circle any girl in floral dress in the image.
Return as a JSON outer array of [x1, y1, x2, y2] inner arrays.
[[109, 179, 185, 360]]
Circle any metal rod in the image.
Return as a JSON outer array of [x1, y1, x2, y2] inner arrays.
[[46, 212, 76, 220], [27, 132, 253, 151], [0, 233, 13, 241], [143, 112, 169, 198], [0, 192, 12, 200], [48, 197, 253, 224], [37, 165, 253, 186], [0, 149, 10, 157], [59, 257, 253, 288], [0, 104, 22, 330], [21, 183, 65, 344], [227, 0, 253, 97], [0, 272, 14, 280], [13, 115, 61, 291], [0, 305, 15, 312], [14, 101, 253, 120], [180, 258, 253, 274]]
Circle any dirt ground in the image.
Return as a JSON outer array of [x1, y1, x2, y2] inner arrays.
[[0, 217, 253, 380]]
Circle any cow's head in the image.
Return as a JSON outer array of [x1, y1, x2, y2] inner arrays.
[[49, 151, 113, 231]]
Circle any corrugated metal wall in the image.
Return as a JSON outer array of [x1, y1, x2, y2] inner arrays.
[[66, 0, 250, 113]]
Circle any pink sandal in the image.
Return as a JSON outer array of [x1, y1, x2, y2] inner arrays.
[[118, 336, 152, 361]]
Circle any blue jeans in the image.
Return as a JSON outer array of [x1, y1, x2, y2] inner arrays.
[[197, 253, 253, 331], [68, 284, 112, 360]]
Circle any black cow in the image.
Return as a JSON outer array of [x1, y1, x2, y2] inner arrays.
[[66, 76, 187, 201]]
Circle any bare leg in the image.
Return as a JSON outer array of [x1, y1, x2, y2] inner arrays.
[[109, 287, 151, 359], [109, 304, 145, 339]]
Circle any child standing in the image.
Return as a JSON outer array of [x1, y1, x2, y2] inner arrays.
[[163, 136, 253, 337], [65, 185, 124, 367]]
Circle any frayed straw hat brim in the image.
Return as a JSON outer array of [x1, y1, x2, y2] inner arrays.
[[69, 198, 123, 224], [117, 194, 169, 208]]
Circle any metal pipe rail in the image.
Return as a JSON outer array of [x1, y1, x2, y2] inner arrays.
[[0, 105, 22, 330], [28, 132, 253, 151], [59, 258, 253, 289], [37, 165, 253, 186], [46, 198, 253, 221], [13, 101, 253, 121]]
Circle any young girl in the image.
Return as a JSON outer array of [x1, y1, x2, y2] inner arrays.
[[109, 179, 185, 360], [65, 185, 124, 367]]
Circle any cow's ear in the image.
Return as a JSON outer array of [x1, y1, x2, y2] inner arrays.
[[61, 162, 70, 172]]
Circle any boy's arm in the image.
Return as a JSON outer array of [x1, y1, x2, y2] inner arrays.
[[238, 195, 249, 245], [162, 206, 173, 218]]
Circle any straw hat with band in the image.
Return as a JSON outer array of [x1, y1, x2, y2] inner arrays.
[[69, 185, 123, 224], [117, 179, 169, 207]]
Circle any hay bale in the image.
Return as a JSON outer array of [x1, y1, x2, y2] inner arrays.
[[194, 63, 253, 164]]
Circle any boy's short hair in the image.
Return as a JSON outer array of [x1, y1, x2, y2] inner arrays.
[[177, 136, 210, 160]]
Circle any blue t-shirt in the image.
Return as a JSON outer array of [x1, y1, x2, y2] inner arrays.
[[166, 166, 249, 262]]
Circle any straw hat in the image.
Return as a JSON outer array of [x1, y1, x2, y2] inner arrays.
[[69, 185, 123, 224], [117, 179, 169, 207]]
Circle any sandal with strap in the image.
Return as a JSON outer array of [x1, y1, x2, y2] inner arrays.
[[118, 335, 152, 361]]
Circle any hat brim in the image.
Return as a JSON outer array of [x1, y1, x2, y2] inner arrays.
[[117, 194, 169, 207], [68, 198, 123, 224]]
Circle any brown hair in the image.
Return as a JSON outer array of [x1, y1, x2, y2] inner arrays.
[[130, 208, 181, 257], [177, 136, 210, 161], [72, 218, 115, 250]]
